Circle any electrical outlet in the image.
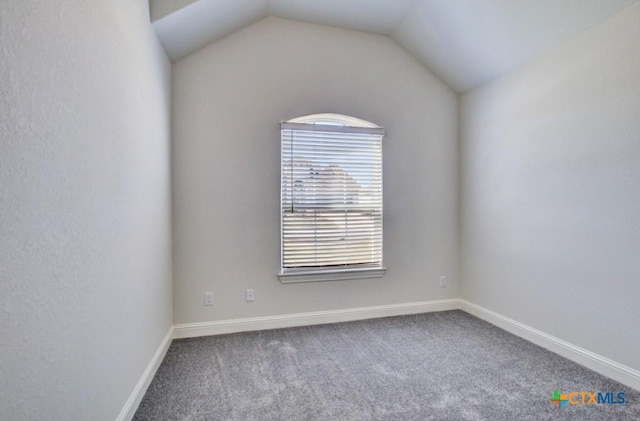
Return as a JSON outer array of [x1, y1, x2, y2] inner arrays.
[[204, 292, 213, 306], [245, 289, 255, 302], [439, 276, 447, 288]]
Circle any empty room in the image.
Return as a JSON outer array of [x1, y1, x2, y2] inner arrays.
[[1, 0, 639, 420]]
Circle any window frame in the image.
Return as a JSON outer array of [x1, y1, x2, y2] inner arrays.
[[278, 113, 386, 283]]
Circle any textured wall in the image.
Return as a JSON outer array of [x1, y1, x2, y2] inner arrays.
[[0, 1, 173, 420], [172, 17, 459, 325], [461, 4, 640, 370]]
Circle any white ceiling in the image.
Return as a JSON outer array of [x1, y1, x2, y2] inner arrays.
[[151, 0, 639, 93]]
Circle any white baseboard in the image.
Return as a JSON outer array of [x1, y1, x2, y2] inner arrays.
[[173, 299, 460, 339], [116, 327, 174, 421], [459, 300, 640, 392]]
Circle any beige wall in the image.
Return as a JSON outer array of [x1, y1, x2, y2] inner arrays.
[[172, 17, 459, 324], [461, 4, 640, 371], [0, 1, 173, 420]]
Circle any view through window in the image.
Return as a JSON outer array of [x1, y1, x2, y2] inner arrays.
[[280, 114, 384, 281]]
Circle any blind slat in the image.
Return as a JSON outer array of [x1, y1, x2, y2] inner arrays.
[[281, 123, 385, 135]]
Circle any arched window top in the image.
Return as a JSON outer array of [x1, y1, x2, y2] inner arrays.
[[286, 113, 380, 129]]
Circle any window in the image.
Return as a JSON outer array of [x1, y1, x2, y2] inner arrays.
[[279, 114, 385, 283]]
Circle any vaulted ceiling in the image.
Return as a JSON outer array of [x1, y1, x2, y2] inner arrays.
[[150, 0, 638, 93]]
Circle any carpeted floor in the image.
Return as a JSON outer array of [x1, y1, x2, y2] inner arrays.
[[133, 310, 639, 420]]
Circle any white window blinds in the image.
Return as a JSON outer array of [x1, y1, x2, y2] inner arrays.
[[280, 119, 384, 275]]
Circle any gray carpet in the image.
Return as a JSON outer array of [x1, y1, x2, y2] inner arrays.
[[133, 310, 639, 420]]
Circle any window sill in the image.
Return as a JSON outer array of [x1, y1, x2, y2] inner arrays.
[[278, 267, 386, 284]]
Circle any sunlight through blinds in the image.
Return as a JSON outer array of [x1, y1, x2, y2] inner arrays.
[[281, 121, 384, 273]]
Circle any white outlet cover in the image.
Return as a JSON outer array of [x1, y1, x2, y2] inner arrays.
[[204, 292, 213, 306], [245, 289, 255, 302]]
